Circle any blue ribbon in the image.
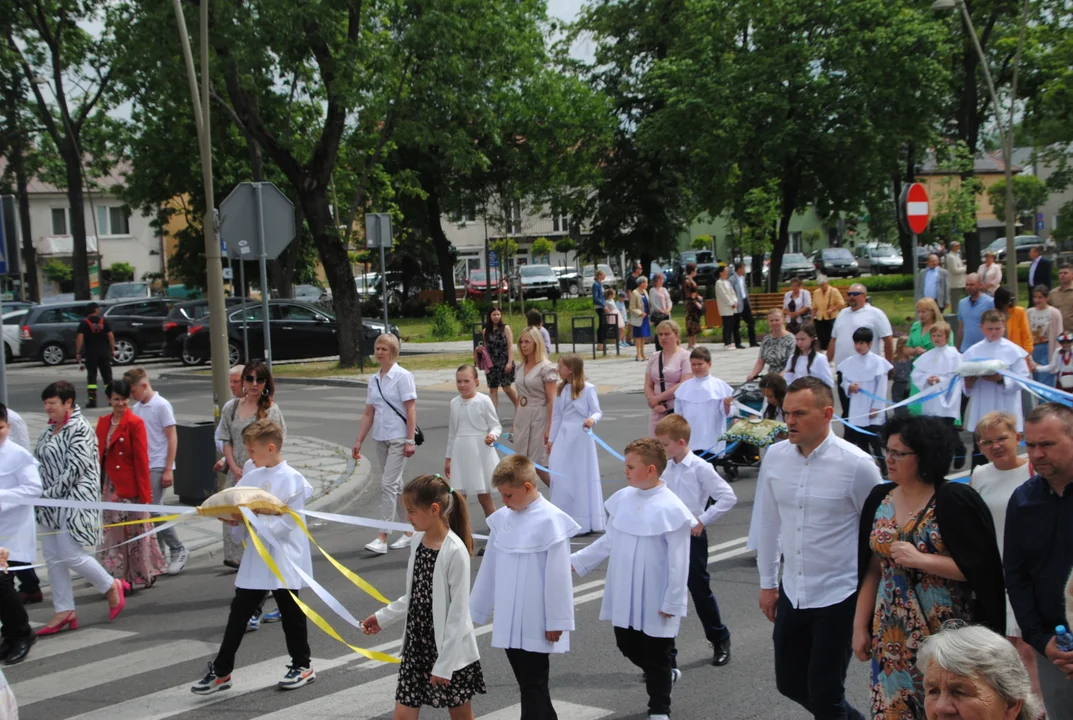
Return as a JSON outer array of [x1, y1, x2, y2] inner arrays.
[[585, 429, 626, 461], [997, 370, 1073, 407], [834, 417, 879, 436], [492, 441, 568, 478], [699, 440, 739, 460]]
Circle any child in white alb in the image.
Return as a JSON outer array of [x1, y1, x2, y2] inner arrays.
[[470, 455, 579, 718], [446, 364, 502, 522], [910, 322, 967, 467], [837, 326, 892, 476], [572, 438, 693, 720], [674, 346, 735, 460]]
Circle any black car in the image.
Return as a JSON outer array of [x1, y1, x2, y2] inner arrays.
[[181, 300, 402, 366], [19, 300, 115, 366], [675, 250, 720, 286], [103, 298, 182, 365], [812, 247, 860, 278], [163, 297, 248, 364]]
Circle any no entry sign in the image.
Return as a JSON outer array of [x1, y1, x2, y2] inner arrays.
[[903, 183, 930, 235]]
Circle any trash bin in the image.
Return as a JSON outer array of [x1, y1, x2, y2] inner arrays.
[[174, 421, 219, 505]]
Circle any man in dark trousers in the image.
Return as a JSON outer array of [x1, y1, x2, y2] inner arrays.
[[1028, 245, 1054, 292], [75, 303, 115, 408]]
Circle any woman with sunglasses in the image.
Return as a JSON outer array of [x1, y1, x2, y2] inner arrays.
[[853, 415, 1006, 719], [216, 359, 287, 568]]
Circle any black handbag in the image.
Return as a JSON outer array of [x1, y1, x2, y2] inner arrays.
[[658, 351, 674, 415], [375, 377, 424, 446]]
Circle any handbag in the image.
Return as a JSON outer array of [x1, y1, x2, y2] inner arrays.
[[375, 377, 424, 446], [474, 344, 493, 372], [658, 351, 674, 415]]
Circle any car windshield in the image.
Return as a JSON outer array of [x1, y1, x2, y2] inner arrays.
[[872, 246, 899, 257], [521, 265, 554, 278], [1017, 235, 1042, 246], [598, 264, 613, 276], [823, 248, 853, 261], [987, 238, 1007, 251], [784, 253, 808, 265], [107, 283, 148, 299], [470, 271, 487, 282]]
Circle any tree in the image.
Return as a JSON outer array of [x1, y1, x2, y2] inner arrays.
[[108, 261, 134, 282], [987, 175, 1049, 229], [531, 237, 554, 264], [5, 0, 120, 300], [690, 235, 713, 252]]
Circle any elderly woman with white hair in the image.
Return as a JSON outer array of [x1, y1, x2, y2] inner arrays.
[[352, 333, 418, 555], [918, 622, 1043, 720]]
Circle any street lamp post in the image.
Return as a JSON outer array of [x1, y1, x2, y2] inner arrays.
[[932, 0, 1030, 298]]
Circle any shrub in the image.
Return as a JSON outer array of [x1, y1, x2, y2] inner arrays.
[[430, 303, 460, 340], [454, 299, 480, 328], [400, 296, 431, 318]]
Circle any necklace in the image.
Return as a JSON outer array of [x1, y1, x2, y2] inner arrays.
[[111, 416, 121, 426]]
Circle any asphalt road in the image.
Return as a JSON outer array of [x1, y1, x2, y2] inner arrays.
[[5, 365, 872, 720]]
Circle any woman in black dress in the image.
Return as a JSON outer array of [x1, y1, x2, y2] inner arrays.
[[482, 307, 519, 412]]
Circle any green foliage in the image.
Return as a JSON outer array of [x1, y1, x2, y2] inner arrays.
[[926, 144, 984, 245], [802, 229, 824, 252], [987, 175, 1050, 228], [429, 303, 461, 340], [109, 262, 135, 282], [491, 237, 519, 263], [691, 235, 713, 251], [41, 260, 73, 285], [454, 299, 481, 328], [555, 237, 577, 254], [531, 237, 554, 263]]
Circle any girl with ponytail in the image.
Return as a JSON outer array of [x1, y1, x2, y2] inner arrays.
[[363, 474, 485, 718], [783, 322, 834, 388]]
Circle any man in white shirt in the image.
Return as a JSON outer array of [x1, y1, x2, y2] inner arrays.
[[125, 367, 188, 575], [755, 377, 881, 720], [827, 283, 893, 422]]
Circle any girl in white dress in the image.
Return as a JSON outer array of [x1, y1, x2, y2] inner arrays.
[[547, 353, 606, 534], [783, 322, 834, 388], [446, 365, 502, 521]]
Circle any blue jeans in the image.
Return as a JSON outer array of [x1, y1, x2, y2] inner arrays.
[[1033, 343, 1055, 387]]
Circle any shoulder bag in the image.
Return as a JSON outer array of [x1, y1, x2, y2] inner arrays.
[[375, 377, 424, 446], [658, 351, 674, 415]]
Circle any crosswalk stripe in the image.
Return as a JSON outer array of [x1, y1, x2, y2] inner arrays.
[[250, 674, 397, 719], [65, 655, 349, 720], [13, 639, 219, 707], [22, 629, 138, 663], [478, 701, 613, 720]]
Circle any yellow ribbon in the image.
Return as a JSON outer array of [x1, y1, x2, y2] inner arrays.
[[239, 512, 400, 664], [285, 509, 390, 605], [26, 513, 187, 538]]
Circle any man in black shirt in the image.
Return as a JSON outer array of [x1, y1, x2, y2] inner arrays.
[[1007, 403, 1073, 719], [75, 303, 115, 408]]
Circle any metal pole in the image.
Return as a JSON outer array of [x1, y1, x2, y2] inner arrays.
[[912, 233, 920, 301], [0, 294, 7, 405], [255, 183, 272, 370], [171, 0, 231, 418], [379, 241, 389, 331], [240, 260, 248, 363]]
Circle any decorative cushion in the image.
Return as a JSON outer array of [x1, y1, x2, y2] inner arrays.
[[196, 486, 285, 517], [957, 359, 1009, 377], [721, 418, 787, 448]]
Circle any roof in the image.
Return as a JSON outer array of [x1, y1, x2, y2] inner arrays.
[[0, 156, 129, 195], [917, 149, 1020, 176]]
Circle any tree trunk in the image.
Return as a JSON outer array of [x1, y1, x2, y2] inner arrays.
[[767, 212, 792, 292], [302, 191, 363, 367], [11, 147, 39, 302], [63, 158, 91, 300], [425, 190, 458, 307], [958, 35, 982, 271]]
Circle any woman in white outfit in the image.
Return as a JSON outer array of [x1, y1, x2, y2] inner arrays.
[[968, 411, 1041, 698], [445, 364, 502, 521], [547, 353, 606, 534], [353, 334, 418, 555]]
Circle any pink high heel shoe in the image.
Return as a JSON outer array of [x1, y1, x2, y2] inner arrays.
[[108, 579, 130, 621], [36, 611, 78, 636]]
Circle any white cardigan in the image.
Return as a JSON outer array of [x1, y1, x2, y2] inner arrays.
[[375, 530, 480, 678]]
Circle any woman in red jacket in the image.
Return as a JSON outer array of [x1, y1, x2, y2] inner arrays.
[[96, 379, 166, 588]]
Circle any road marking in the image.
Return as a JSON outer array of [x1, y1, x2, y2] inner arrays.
[[13, 639, 219, 706], [250, 674, 397, 719], [65, 655, 349, 720], [20, 628, 138, 663], [478, 701, 613, 720]]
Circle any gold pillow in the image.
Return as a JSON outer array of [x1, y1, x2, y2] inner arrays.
[[196, 486, 286, 517]]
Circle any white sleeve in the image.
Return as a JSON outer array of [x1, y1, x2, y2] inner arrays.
[[571, 529, 612, 577], [813, 355, 835, 389], [398, 370, 418, 403], [159, 399, 177, 428], [549, 390, 564, 443], [875, 308, 893, 338], [1001, 354, 1030, 394], [849, 456, 883, 513], [445, 400, 457, 460], [0, 460, 43, 511], [468, 531, 497, 625], [431, 549, 475, 679], [661, 527, 690, 616], [755, 459, 782, 590], [585, 384, 603, 425], [545, 539, 575, 632], [483, 395, 502, 440], [697, 464, 737, 526]]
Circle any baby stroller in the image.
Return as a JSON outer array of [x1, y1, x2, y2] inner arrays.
[[701, 382, 766, 480]]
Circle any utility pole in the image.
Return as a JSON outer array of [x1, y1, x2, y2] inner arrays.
[[172, 0, 231, 420]]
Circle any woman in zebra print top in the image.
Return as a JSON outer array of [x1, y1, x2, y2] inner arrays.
[[35, 381, 128, 635]]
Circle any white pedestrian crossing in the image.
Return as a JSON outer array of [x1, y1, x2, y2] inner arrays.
[[20, 628, 137, 663], [13, 639, 218, 706], [478, 701, 613, 720], [251, 674, 397, 720]]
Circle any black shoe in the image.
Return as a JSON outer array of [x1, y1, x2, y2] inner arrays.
[[712, 637, 731, 666], [953, 448, 967, 471], [223, 560, 240, 569], [0, 640, 11, 662], [735, 345, 746, 350], [86, 400, 97, 409], [3, 636, 35, 665], [18, 590, 42, 605], [749, 343, 760, 348]]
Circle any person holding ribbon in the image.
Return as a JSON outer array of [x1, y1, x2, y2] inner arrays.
[[446, 364, 501, 524], [961, 309, 1032, 454], [511, 327, 558, 487], [35, 381, 128, 636], [905, 298, 942, 415], [95, 379, 167, 589]]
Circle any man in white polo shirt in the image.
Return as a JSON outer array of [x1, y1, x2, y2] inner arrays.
[[827, 283, 893, 420], [125, 367, 188, 575]]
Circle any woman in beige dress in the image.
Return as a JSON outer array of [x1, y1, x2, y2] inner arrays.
[[510, 327, 559, 487]]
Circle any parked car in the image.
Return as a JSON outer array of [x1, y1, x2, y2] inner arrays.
[[811, 247, 860, 278], [0, 301, 35, 313], [162, 297, 249, 364], [854, 244, 904, 275], [985, 235, 1043, 264], [463, 269, 509, 300], [105, 281, 155, 300], [181, 300, 401, 366], [510, 264, 560, 299], [553, 266, 581, 295], [19, 300, 115, 366], [779, 253, 818, 282], [294, 284, 328, 302], [99, 298, 182, 365], [2, 309, 27, 363], [674, 250, 720, 287], [581, 264, 619, 293]]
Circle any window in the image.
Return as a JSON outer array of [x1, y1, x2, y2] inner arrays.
[[788, 232, 803, 253], [505, 200, 522, 234], [37, 309, 64, 324], [51, 208, 68, 235], [279, 304, 320, 321], [96, 206, 131, 236], [551, 201, 569, 233], [448, 207, 476, 224], [107, 301, 171, 318]]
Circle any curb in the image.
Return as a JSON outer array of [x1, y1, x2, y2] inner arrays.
[[159, 370, 369, 389]]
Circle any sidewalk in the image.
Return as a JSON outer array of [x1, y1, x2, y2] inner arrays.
[[20, 412, 367, 584]]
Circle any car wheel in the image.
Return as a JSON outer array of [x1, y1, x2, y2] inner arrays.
[[113, 337, 138, 365], [228, 341, 241, 367], [569, 281, 580, 296], [41, 342, 66, 367], [180, 348, 205, 366]]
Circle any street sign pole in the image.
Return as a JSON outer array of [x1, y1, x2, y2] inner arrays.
[[240, 259, 249, 364], [254, 182, 273, 370], [901, 183, 931, 304], [912, 233, 920, 301]]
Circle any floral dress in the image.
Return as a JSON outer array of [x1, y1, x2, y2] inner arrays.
[[484, 328, 515, 389], [869, 494, 972, 719], [684, 277, 703, 337], [396, 544, 486, 709]]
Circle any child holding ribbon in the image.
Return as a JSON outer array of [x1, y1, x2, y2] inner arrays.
[[191, 419, 315, 696], [363, 474, 485, 719], [446, 364, 502, 523]]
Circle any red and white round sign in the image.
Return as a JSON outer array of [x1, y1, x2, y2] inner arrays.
[[905, 183, 930, 235]]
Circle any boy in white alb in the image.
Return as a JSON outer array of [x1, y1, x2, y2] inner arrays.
[[572, 438, 693, 720], [470, 455, 579, 719], [674, 347, 735, 459], [837, 327, 891, 475], [655, 414, 737, 669], [911, 322, 967, 467], [191, 419, 315, 695], [125, 367, 188, 574]]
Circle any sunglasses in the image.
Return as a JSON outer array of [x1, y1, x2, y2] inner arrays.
[[847, 292, 863, 297], [244, 375, 267, 384]]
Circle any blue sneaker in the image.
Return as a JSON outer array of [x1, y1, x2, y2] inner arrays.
[[246, 614, 260, 632], [262, 608, 282, 623]]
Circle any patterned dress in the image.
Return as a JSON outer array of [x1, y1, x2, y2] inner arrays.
[[484, 328, 515, 389], [869, 494, 973, 718], [396, 544, 486, 709], [684, 277, 703, 337]]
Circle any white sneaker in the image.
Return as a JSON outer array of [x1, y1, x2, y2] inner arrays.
[[649, 715, 670, 720], [278, 664, 315, 690], [671, 668, 682, 686], [389, 535, 413, 550], [168, 548, 189, 575], [364, 538, 388, 555]]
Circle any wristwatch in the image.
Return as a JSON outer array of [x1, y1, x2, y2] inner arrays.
[[405, 439, 416, 446]]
